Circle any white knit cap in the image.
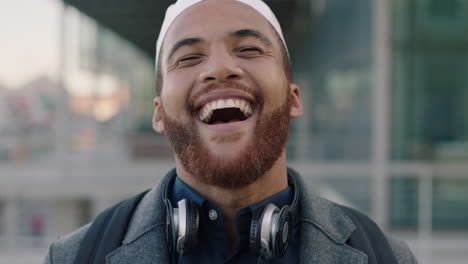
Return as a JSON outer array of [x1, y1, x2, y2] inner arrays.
[[155, 0, 288, 67]]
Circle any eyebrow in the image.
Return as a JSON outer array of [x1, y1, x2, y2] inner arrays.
[[167, 37, 203, 63], [230, 29, 273, 47]]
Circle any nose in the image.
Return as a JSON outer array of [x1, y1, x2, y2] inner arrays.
[[198, 47, 244, 83]]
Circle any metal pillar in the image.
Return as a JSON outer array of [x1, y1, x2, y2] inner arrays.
[[56, 1, 70, 175], [418, 167, 433, 262], [372, 0, 391, 229]]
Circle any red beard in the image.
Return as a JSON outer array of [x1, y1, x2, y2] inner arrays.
[[162, 93, 291, 189]]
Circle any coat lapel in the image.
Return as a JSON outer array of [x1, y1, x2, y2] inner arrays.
[[290, 169, 368, 264], [105, 224, 169, 264], [299, 223, 367, 264]]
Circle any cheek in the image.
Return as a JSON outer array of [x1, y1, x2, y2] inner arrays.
[[245, 63, 288, 109], [161, 76, 193, 118]]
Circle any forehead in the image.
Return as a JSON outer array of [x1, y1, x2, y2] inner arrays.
[[162, 0, 278, 53]]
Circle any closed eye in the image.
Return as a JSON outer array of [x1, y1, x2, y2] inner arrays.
[[178, 54, 204, 66], [235, 46, 262, 57]]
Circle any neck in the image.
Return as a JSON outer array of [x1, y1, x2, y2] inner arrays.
[[175, 152, 289, 251]]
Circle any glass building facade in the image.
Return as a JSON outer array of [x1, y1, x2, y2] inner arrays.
[[391, 0, 468, 229]]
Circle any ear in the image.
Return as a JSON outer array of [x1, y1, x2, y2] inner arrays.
[[152, 97, 166, 134], [289, 83, 303, 118]]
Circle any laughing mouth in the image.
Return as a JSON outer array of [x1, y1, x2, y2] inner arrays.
[[199, 98, 253, 124]]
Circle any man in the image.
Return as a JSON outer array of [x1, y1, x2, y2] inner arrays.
[[44, 0, 417, 263]]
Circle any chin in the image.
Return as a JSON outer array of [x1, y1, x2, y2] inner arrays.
[[205, 131, 251, 149], [209, 149, 245, 163]]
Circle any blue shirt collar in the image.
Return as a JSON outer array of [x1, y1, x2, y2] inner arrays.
[[171, 176, 293, 214]]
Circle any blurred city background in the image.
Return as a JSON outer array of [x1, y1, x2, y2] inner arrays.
[[0, 0, 467, 263]]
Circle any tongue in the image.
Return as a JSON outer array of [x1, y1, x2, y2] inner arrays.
[[212, 119, 241, 125], [209, 108, 246, 124]]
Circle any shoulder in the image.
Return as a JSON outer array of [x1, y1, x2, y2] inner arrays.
[[330, 203, 418, 264], [42, 223, 91, 264], [290, 168, 417, 263], [42, 174, 170, 264], [387, 236, 418, 264]]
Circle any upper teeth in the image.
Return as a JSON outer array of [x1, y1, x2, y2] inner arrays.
[[199, 98, 252, 123]]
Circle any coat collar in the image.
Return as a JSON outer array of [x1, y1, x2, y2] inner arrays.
[[290, 168, 368, 263], [290, 167, 356, 244], [106, 168, 367, 264]]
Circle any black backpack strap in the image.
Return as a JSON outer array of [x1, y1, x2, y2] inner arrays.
[[339, 206, 399, 264], [74, 190, 150, 264]]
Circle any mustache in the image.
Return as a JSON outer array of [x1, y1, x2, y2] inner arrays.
[[187, 81, 263, 111]]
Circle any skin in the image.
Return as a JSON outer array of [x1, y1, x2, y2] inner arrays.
[[152, 0, 303, 250]]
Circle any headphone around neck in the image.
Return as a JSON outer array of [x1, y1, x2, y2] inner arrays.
[[162, 173, 299, 261]]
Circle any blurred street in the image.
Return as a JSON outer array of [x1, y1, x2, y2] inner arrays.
[[0, 249, 47, 264]]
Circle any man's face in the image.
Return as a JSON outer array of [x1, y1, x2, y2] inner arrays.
[[153, 0, 303, 188]]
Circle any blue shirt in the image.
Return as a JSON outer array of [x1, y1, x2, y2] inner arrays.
[[170, 177, 299, 263]]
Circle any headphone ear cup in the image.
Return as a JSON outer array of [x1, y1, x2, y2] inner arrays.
[[249, 207, 265, 253], [164, 199, 176, 254], [183, 200, 200, 252], [272, 206, 291, 258]]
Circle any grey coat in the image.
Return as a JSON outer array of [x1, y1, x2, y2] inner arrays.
[[43, 169, 417, 264]]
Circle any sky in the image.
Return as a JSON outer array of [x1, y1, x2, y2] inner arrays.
[[0, 0, 61, 88]]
